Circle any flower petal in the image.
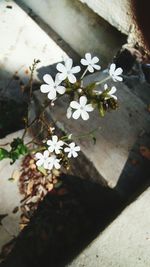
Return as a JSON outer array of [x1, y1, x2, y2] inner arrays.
[[56, 63, 66, 73], [66, 107, 72, 119], [72, 109, 81, 120], [35, 152, 42, 159], [109, 63, 116, 74], [71, 66, 81, 74], [68, 73, 76, 83], [93, 64, 101, 70], [52, 135, 58, 143], [65, 58, 73, 70], [54, 161, 61, 169], [85, 104, 94, 112], [109, 86, 117, 95], [47, 89, 57, 100], [36, 159, 43, 166], [85, 53, 92, 61], [79, 96, 87, 106], [72, 151, 78, 158], [115, 67, 123, 76], [115, 76, 123, 82], [58, 72, 67, 81], [88, 65, 94, 73], [40, 84, 50, 93], [56, 85, 66, 95], [74, 146, 80, 152], [64, 147, 70, 153], [43, 74, 54, 85], [70, 101, 80, 109], [81, 110, 89, 120], [92, 56, 99, 64], [81, 58, 88, 66], [43, 150, 49, 158]]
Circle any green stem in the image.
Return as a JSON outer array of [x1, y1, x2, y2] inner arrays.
[[95, 76, 110, 86], [80, 67, 88, 80]]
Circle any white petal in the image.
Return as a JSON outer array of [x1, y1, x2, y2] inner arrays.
[[36, 159, 43, 166], [93, 64, 101, 70], [43, 74, 54, 85], [109, 86, 117, 95], [71, 66, 81, 74], [92, 56, 99, 64], [35, 152, 42, 159], [104, 84, 108, 90], [115, 67, 123, 76], [55, 74, 61, 85], [72, 151, 78, 158], [74, 146, 80, 152], [111, 95, 117, 100], [43, 150, 49, 158], [85, 53, 92, 61], [47, 89, 57, 100], [40, 84, 50, 93], [58, 72, 67, 81], [52, 135, 58, 143], [70, 101, 80, 109], [79, 96, 87, 106], [58, 140, 64, 147], [56, 63, 66, 73], [66, 107, 72, 119], [68, 73, 76, 83], [72, 109, 81, 120], [109, 63, 116, 74], [48, 146, 54, 153], [56, 85, 66, 95], [64, 147, 70, 153], [81, 58, 88, 66], [115, 76, 123, 82], [47, 140, 52, 146], [67, 152, 72, 158], [69, 142, 75, 148], [65, 58, 73, 70], [54, 161, 61, 169], [85, 104, 94, 112], [87, 65, 94, 73], [47, 162, 53, 170], [81, 110, 89, 120]]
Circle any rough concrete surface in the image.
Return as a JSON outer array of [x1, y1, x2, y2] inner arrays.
[[16, 0, 126, 65], [68, 187, 150, 267], [0, 0, 67, 100]]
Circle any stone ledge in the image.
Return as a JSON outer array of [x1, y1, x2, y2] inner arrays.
[[33, 72, 150, 197]]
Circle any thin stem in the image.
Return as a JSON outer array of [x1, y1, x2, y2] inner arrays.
[[80, 67, 88, 80], [95, 76, 110, 86]]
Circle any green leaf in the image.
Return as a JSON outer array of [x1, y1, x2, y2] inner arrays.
[[0, 148, 9, 160]]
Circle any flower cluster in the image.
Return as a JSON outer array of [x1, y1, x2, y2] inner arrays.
[[35, 135, 80, 171], [40, 52, 123, 122]]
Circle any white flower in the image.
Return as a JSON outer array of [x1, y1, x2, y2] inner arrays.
[[64, 142, 80, 158], [66, 106, 72, 119], [47, 155, 61, 170], [40, 74, 66, 100], [70, 95, 94, 120], [47, 135, 64, 154], [35, 150, 51, 169], [56, 58, 81, 84], [104, 84, 117, 100], [109, 63, 123, 82], [81, 53, 101, 73]]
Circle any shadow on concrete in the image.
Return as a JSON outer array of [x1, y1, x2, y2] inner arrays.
[[0, 174, 124, 267]]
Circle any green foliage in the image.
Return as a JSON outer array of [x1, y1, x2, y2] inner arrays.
[[0, 138, 28, 164]]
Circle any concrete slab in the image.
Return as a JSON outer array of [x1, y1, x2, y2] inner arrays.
[[0, 130, 30, 249], [0, 0, 67, 100], [33, 72, 150, 196], [16, 0, 126, 66], [68, 187, 150, 267]]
